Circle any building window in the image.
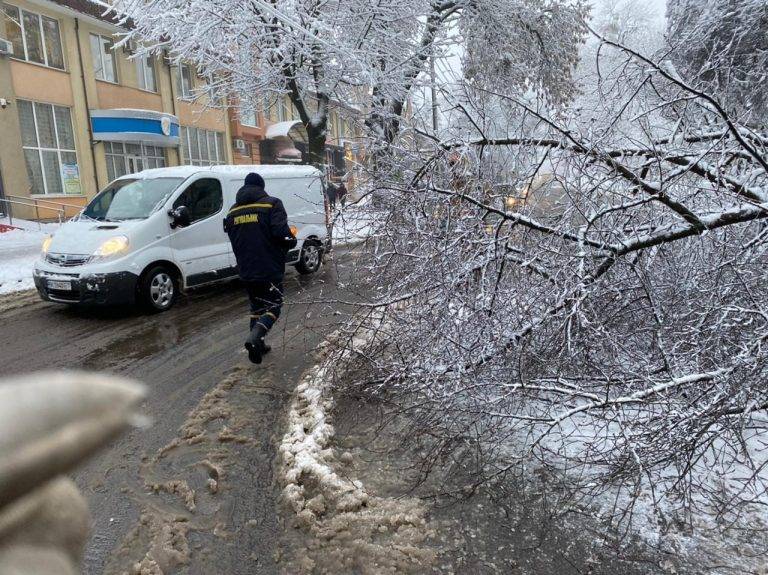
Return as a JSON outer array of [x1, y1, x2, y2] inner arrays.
[[266, 96, 290, 123], [277, 97, 289, 122], [136, 54, 157, 92], [17, 100, 78, 195], [2, 4, 64, 69], [180, 127, 225, 166], [90, 34, 117, 83], [324, 147, 346, 178], [104, 142, 166, 182], [203, 76, 224, 106], [262, 95, 274, 122], [335, 113, 343, 141], [240, 105, 257, 127], [178, 63, 194, 99]]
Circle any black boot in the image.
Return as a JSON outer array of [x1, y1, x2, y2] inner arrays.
[[245, 324, 268, 364]]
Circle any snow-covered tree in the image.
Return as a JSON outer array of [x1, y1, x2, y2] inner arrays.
[[592, 0, 660, 46], [667, 0, 768, 126], [110, 0, 588, 167], [334, 26, 768, 563]]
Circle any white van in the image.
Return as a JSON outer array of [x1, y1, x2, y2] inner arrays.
[[33, 165, 328, 311]]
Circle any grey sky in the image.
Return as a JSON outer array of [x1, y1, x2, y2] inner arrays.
[[594, 0, 668, 24]]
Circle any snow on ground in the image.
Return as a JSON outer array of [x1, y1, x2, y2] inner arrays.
[[279, 330, 374, 523], [0, 219, 58, 294], [277, 314, 436, 573], [331, 202, 375, 247], [524, 415, 768, 573]]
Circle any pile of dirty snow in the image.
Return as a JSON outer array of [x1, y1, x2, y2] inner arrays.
[[278, 321, 438, 574], [279, 333, 373, 525]]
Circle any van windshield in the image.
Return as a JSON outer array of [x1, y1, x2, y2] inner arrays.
[[82, 178, 183, 221]]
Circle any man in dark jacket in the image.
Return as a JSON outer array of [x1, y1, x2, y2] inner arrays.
[[325, 181, 338, 210], [337, 181, 348, 208], [224, 172, 297, 364]]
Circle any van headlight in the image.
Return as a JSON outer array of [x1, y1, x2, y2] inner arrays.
[[93, 235, 129, 259], [41, 236, 53, 254]]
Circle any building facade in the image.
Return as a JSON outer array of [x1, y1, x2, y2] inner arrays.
[[0, 0, 232, 220], [0, 0, 363, 221], [229, 96, 362, 184]]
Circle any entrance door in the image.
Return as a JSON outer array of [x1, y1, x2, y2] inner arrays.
[[126, 156, 144, 174], [169, 177, 232, 287]]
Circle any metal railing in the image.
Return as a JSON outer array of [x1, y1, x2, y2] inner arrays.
[[0, 197, 67, 229], [6, 195, 82, 216]]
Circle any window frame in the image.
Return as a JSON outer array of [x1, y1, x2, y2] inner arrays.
[[172, 178, 223, 224], [135, 53, 157, 92], [277, 97, 288, 122], [2, 3, 64, 70], [333, 112, 341, 141], [104, 142, 167, 183], [40, 14, 64, 69], [262, 95, 274, 122], [178, 63, 194, 99], [240, 105, 258, 128], [180, 126, 225, 166], [90, 33, 118, 83], [17, 99, 78, 196]]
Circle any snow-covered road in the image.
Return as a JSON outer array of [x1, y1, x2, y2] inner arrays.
[[0, 245, 364, 575]]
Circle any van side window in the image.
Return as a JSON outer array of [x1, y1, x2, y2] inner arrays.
[[173, 178, 223, 223]]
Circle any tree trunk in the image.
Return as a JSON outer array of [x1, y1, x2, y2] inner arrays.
[[285, 84, 332, 249], [304, 119, 334, 251], [285, 77, 328, 170], [306, 123, 327, 169]]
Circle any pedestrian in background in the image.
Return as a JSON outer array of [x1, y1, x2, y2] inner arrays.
[[337, 182, 348, 208], [326, 181, 338, 211], [224, 173, 297, 364]]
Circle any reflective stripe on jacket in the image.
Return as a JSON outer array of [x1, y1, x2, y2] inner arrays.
[[223, 185, 297, 282]]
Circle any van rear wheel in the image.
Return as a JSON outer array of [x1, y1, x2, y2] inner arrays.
[[295, 241, 322, 275], [140, 266, 178, 312]]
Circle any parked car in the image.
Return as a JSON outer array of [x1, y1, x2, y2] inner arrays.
[[33, 164, 327, 311]]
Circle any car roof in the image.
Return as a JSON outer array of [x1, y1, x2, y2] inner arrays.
[[122, 164, 323, 181]]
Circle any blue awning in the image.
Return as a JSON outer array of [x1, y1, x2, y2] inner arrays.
[[91, 109, 180, 147]]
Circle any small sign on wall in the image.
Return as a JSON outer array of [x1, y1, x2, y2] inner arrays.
[[61, 164, 82, 195]]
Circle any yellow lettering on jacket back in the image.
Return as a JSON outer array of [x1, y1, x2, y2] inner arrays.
[[234, 213, 259, 225]]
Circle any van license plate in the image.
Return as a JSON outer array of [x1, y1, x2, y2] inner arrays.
[[48, 280, 72, 291]]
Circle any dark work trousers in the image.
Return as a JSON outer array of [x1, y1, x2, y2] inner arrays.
[[246, 280, 284, 332]]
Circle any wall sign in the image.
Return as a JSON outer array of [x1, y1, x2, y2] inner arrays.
[[60, 164, 82, 195], [91, 109, 180, 147]]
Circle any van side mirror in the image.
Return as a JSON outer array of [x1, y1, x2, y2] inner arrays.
[[168, 205, 191, 229]]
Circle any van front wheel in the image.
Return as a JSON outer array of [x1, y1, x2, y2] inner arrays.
[[140, 266, 178, 312], [295, 241, 322, 275]]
